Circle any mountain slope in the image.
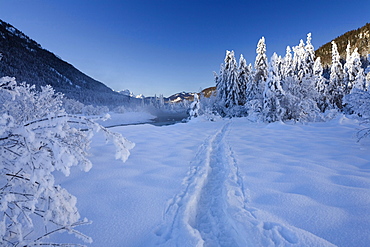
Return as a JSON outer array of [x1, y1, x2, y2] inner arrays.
[[315, 23, 370, 67], [0, 19, 130, 106]]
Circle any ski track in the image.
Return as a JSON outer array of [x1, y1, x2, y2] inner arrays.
[[153, 121, 336, 247]]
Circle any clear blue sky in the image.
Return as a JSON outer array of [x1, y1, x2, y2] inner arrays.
[[1, 0, 369, 97]]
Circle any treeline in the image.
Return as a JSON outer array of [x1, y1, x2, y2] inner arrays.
[[206, 34, 370, 122], [316, 23, 370, 66]]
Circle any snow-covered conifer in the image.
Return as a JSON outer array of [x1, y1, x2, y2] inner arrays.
[[254, 37, 268, 97], [343, 42, 352, 93], [224, 51, 242, 111], [304, 33, 315, 77], [215, 50, 242, 115], [282, 46, 293, 80], [292, 39, 306, 81], [349, 48, 366, 92], [237, 54, 248, 106], [263, 53, 285, 122], [327, 41, 344, 109], [314, 57, 326, 93], [244, 37, 268, 117], [313, 57, 328, 112], [188, 93, 200, 119]]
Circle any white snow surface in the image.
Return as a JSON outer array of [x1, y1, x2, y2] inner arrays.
[[51, 115, 370, 246]]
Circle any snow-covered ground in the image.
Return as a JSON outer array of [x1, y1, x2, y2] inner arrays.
[[52, 115, 370, 246]]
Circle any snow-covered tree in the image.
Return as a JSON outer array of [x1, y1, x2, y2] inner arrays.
[[304, 33, 315, 77], [349, 48, 366, 92], [0, 77, 134, 246], [224, 51, 241, 109], [263, 53, 285, 122], [253, 37, 268, 98], [343, 42, 352, 93], [313, 57, 326, 93], [282, 46, 293, 80], [313, 57, 328, 112], [327, 41, 344, 109], [244, 37, 268, 118], [237, 54, 248, 106], [215, 50, 243, 116], [292, 39, 306, 81], [188, 93, 200, 119]]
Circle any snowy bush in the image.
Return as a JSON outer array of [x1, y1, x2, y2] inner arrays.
[[82, 104, 109, 116], [0, 77, 134, 246], [62, 98, 85, 114], [343, 89, 370, 140]]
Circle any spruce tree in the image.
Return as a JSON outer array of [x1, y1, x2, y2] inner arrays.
[[292, 39, 306, 81], [343, 42, 352, 94], [349, 48, 366, 92], [282, 46, 293, 80], [263, 53, 285, 122], [254, 37, 268, 98], [313, 57, 328, 112], [328, 41, 344, 109], [215, 50, 241, 115], [237, 54, 248, 106], [304, 33, 315, 77]]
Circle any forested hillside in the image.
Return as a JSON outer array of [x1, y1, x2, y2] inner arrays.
[[0, 19, 132, 106], [316, 23, 370, 67]]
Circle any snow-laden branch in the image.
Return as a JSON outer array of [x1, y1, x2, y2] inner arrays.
[[0, 77, 134, 246]]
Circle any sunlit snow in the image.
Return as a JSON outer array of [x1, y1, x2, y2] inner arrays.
[[51, 114, 370, 247]]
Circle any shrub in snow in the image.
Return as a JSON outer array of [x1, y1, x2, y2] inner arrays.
[[0, 77, 134, 246], [82, 104, 109, 116], [62, 98, 85, 114], [343, 89, 370, 140]]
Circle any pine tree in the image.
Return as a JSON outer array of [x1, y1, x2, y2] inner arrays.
[[304, 33, 315, 77], [215, 50, 241, 115], [282, 46, 293, 80], [263, 53, 285, 122], [224, 51, 241, 109], [237, 54, 248, 106], [327, 41, 344, 109], [349, 48, 366, 92], [292, 39, 306, 81], [254, 37, 268, 98], [313, 57, 328, 112], [343, 42, 352, 93]]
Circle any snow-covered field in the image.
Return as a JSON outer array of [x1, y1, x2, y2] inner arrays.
[[52, 115, 370, 246]]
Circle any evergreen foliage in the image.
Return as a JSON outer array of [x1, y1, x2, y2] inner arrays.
[[316, 23, 370, 67], [328, 41, 344, 109], [208, 33, 369, 123]]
